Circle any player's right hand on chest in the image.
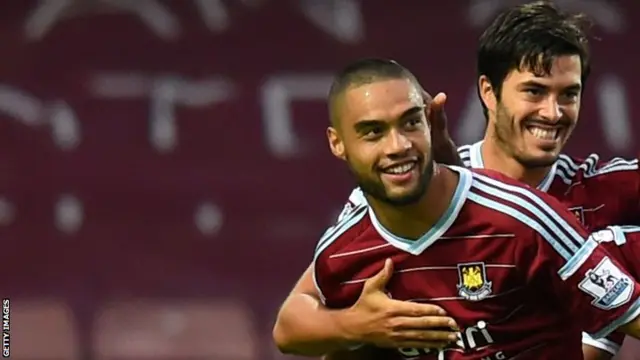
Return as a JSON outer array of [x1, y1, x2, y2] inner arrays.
[[340, 259, 459, 350]]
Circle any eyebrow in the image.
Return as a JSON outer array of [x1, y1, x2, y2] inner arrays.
[[519, 80, 582, 91], [353, 105, 424, 132]]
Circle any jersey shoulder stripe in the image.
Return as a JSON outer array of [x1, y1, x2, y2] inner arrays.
[[336, 188, 366, 223], [315, 204, 368, 259], [457, 144, 472, 155], [469, 172, 587, 266], [555, 153, 638, 183], [457, 144, 472, 167]]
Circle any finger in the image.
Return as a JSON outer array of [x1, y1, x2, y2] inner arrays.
[[391, 316, 459, 332], [429, 92, 447, 117], [362, 258, 394, 292], [428, 94, 449, 132], [432, 92, 447, 108], [394, 329, 458, 343], [379, 340, 451, 350], [388, 300, 448, 317]]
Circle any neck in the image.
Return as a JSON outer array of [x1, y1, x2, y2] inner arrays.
[[480, 136, 551, 188], [366, 164, 459, 240]]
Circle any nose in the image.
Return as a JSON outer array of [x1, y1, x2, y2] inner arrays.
[[538, 97, 562, 123], [384, 129, 412, 156]]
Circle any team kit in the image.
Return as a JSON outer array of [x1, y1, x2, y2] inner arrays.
[[272, 2, 640, 360]]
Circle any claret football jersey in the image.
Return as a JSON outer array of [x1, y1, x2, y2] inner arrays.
[[339, 141, 640, 356], [316, 166, 640, 359]]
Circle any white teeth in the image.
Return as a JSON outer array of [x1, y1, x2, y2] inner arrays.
[[529, 127, 558, 140], [385, 163, 415, 174]]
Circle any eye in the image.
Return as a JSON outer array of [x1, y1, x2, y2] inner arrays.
[[404, 117, 423, 129], [562, 91, 580, 102], [525, 88, 543, 96], [363, 127, 383, 139]]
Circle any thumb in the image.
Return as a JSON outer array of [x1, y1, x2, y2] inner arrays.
[[429, 92, 449, 132], [363, 258, 394, 292], [431, 92, 447, 112]]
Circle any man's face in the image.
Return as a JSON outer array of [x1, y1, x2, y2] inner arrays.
[[489, 55, 582, 167], [327, 78, 434, 206]]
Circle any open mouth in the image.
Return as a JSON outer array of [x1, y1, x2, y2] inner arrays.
[[381, 161, 417, 175], [525, 125, 561, 141]]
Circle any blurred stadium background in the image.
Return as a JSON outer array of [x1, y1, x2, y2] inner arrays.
[[0, 0, 639, 359]]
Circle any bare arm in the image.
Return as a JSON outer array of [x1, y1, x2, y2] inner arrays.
[[273, 260, 458, 356], [273, 265, 358, 355], [582, 344, 613, 360], [617, 316, 640, 339]]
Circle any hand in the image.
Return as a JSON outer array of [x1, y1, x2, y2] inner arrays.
[[339, 259, 459, 349], [424, 91, 449, 137], [422, 91, 461, 166]]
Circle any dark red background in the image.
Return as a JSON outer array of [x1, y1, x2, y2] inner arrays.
[[0, 1, 638, 358]]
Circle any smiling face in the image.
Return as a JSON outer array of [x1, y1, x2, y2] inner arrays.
[[327, 78, 434, 206], [481, 55, 582, 167]]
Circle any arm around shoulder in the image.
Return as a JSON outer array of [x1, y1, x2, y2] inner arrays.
[[582, 344, 614, 360], [273, 264, 359, 356]]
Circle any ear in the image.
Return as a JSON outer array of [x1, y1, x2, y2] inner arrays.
[[326, 127, 346, 161], [478, 75, 497, 117]]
